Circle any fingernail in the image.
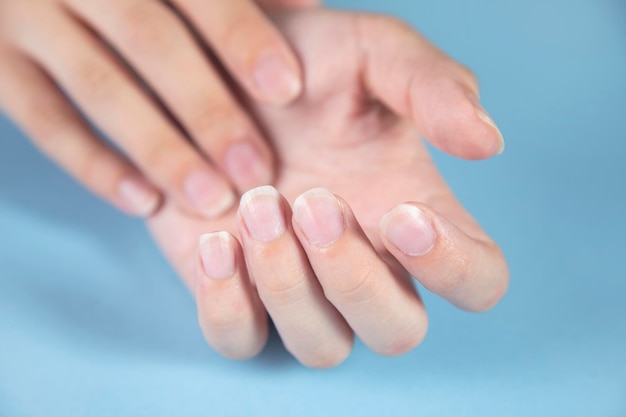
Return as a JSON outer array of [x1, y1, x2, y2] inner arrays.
[[184, 169, 236, 218], [253, 53, 302, 105], [224, 142, 272, 190], [381, 204, 436, 256], [467, 93, 505, 154], [293, 188, 345, 247], [118, 177, 160, 217], [199, 232, 236, 280], [239, 186, 285, 241]]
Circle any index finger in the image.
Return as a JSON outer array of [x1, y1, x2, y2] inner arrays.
[[171, 0, 303, 105]]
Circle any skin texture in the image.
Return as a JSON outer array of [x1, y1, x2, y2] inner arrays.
[[147, 10, 509, 367], [0, 0, 316, 219]]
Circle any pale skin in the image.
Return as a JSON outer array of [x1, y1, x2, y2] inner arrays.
[[147, 10, 510, 368], [0, 0, 317, 218]]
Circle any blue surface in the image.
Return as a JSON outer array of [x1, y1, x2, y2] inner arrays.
[[1, 0, 625, 416]]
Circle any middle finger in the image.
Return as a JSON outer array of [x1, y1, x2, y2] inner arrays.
[[292, 188, 429, 357], [237, 186, 354, 368]]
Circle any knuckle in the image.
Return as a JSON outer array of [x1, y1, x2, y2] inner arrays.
[[379, 322, 428, 357], [333, 265, 380, 305], [457, 64, 479, 90], [140, 135, 192, 185], [300, 344, 352, 369], [72, 58, 120, 101], [75, 148, 99, 183], [437, 255, 474, 295], [188, 101, 242, 142], [75, 146, 116, 192], [220, 13, 270, 63], [141, 136, 172, 167], [23, 100, 73, 144], [120, 3, 173, 51], [258, 270, 306, 308], [201, 303, 250, 334], [221, 14, 251, 47]]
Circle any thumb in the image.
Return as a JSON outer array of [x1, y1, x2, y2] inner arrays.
[[357, 14, 504, 160], [380, 202, 509, 312]]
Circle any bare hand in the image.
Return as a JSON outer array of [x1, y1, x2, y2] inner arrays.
[[147, 9, 508, 367], [0, 0, 317, 217]]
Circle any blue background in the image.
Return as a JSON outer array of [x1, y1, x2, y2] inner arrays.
[[1, 0, 625, 415]]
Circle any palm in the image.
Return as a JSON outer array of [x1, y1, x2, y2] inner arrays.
[[148, 10, 459, 286]]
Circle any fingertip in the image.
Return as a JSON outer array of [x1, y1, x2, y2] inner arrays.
[[198, 231, 237, 281], [223, 140, 275, 192], [380, 203, 436, 257], [292, 187, 347, 248], [238, 185, 287, 242], [358, 14, 503, 159], [411, 79, 505, 160], [252, 51, 303, 105], [195, 230, 269, 360], [463, 243, 510, 313], [299, 340, 353, 369], [182, 169, 237, 219], [466, 93, 506, 157], [117, 176, 162, 218], [380, 202, 509, 312], [377, 314, 429, 357]]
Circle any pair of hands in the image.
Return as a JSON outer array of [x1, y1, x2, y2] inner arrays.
[[0, 1, 509, 368]]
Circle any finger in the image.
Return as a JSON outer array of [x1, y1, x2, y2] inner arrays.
[[172, 0, 302, 105], [65, 0, 274, 192], [0, 47, 160, 217], [357, 14, 504, 160], [237, 186, 353, 368], [13, 7, 235, 218], [380, 202, 509, 312], [256, 0, 321, 10], [196, 232, 268, 359], [292, 188, 428, 357]]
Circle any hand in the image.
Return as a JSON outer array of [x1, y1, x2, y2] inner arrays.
[[0, 0, 317, 218], [147, 9, 509, 367]]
